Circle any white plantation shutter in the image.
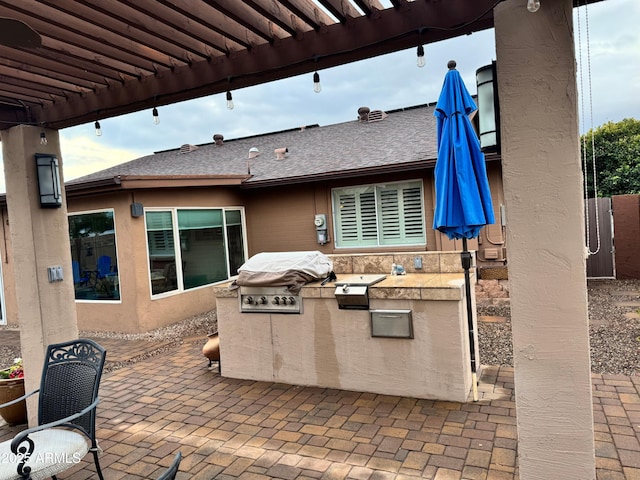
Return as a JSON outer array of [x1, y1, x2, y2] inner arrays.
[[335, 188, 377, 247], [337, 193, 357, 243], [399, 185, 425, 244], [360, 191, 377, 242], [146, 211, 175, 255], [379, 187, 400, 243], [333, 181, 425, 247]]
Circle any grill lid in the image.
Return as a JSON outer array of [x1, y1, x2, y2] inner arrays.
[[234, 250, 333, 294]]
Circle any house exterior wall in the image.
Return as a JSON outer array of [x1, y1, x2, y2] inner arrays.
[[64, 186, 246, 333], [1, 165, 503, 334], [244, 169, 490, 256], [244, 164, 504, 261]]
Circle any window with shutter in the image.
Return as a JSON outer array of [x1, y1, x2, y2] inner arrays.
[[146, 211, 175, 256], [332, 181, 425, 248], [145, 208, 247, 296], [334, 187, 378, 247]]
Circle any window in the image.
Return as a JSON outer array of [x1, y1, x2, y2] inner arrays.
[[332, 181, 425, 247], [145, 208, 246, 296], [69, 210, 120, 301]]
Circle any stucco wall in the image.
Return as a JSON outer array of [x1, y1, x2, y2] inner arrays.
[[495, 0, 595, 477], [0, 206, 18, 327], [65, 186, 246, 333], [1, 166, 502, 334], [245, 166, 504, 260]]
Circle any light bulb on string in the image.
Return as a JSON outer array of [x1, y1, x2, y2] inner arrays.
[[39, 130, 47, 145], [226, 91, 234, 110], [94, 120, 102, 137], [313, 72, 321, 93], [152, 107, 160, 125], [416, 45, 425, 68], [527, 0, 540, 12]]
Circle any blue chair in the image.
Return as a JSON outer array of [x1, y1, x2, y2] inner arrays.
[[72, 260, 88, 285], [96, 255, 115, 279]]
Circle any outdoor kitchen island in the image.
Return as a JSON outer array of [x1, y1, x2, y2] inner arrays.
[[214, 252, 478, 403]]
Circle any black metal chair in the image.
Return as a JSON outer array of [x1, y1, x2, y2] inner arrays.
[[0, 339, 106, 480], [156, 452, 181, 480]]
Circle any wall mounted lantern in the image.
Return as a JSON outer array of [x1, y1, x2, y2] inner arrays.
[[476, 61, 501, 153], [35, 153, 62, 208]]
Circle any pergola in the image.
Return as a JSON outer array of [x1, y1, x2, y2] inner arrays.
[[0, 0, 502, 129], [0, 1, 606, 478]]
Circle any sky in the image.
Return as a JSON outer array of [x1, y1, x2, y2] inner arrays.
[[1, 0, 638, 193]]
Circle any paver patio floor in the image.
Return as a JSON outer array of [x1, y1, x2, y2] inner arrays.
[[1, 336, 639, 479]]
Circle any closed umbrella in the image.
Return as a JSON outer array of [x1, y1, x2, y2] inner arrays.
[[433, 60, 495, 401]]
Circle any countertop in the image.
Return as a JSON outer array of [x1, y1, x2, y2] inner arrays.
[[214, 272, 470, 301]]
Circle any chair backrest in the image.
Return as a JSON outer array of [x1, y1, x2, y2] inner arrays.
[[38, 339, 106, 440], [96, 255, 112, 277], [156, 452, 181, 480], [72, 260, 82, 283], [163, 262, 177, 289]]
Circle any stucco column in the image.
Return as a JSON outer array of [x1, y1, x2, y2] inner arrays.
[[494, 1, 595, 478], [1, 125, 78, 425]]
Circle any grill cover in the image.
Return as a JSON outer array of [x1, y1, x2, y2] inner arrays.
[[233, 251, 333, 294]]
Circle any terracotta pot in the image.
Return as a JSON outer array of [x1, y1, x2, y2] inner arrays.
[[202, 333, 220, 368], [0, 377, 27, 425]]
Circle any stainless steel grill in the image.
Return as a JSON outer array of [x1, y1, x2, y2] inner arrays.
[[239, 286, 302, 314]]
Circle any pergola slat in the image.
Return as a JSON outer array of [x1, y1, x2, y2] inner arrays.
[[0, 0, 603, 130]]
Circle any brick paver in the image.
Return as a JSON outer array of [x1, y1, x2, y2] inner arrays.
[[1, 336, 639, 479]]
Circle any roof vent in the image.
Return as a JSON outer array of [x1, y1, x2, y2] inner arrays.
[[180, 144, 199, 154], [248, 147, 260, 159], [367, 110, 388, 122], [357, 107, 370, 122], [213, 134, 224, 145], [274, 147, 288, 160]]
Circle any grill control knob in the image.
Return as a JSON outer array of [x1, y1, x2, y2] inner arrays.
[[244, 296, 253, 304], [281, 297, 288, 305], [288, 297, 296, 305], [272, 297, 280, 305], [259, 296, 267, 304], [342, 285, 350, 293]]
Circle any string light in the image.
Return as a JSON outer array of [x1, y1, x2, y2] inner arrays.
[[152, 107, 160, 125], [313, 72, 321, 93], [39, 129, 47, 145], [226, 91, 234, 110], [94, 120, 102, 136], [527, 0, 540, 12], [416, 45, 425, 68]]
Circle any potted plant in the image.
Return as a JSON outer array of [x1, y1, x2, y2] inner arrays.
[[0, 358, 27, 425]]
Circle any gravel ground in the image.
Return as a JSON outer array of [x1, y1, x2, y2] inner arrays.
[[2, 279, 640, 375], [478, 278, 640, 376], [0, 310, 217, 373]]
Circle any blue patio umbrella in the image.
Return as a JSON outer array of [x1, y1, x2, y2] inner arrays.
[[433, 61, 495, 401]]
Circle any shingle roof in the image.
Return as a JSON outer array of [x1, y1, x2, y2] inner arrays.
[[68, 103, 440, 188]]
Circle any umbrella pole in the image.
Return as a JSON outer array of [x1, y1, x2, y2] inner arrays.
[[461, 237, 479, 402]]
